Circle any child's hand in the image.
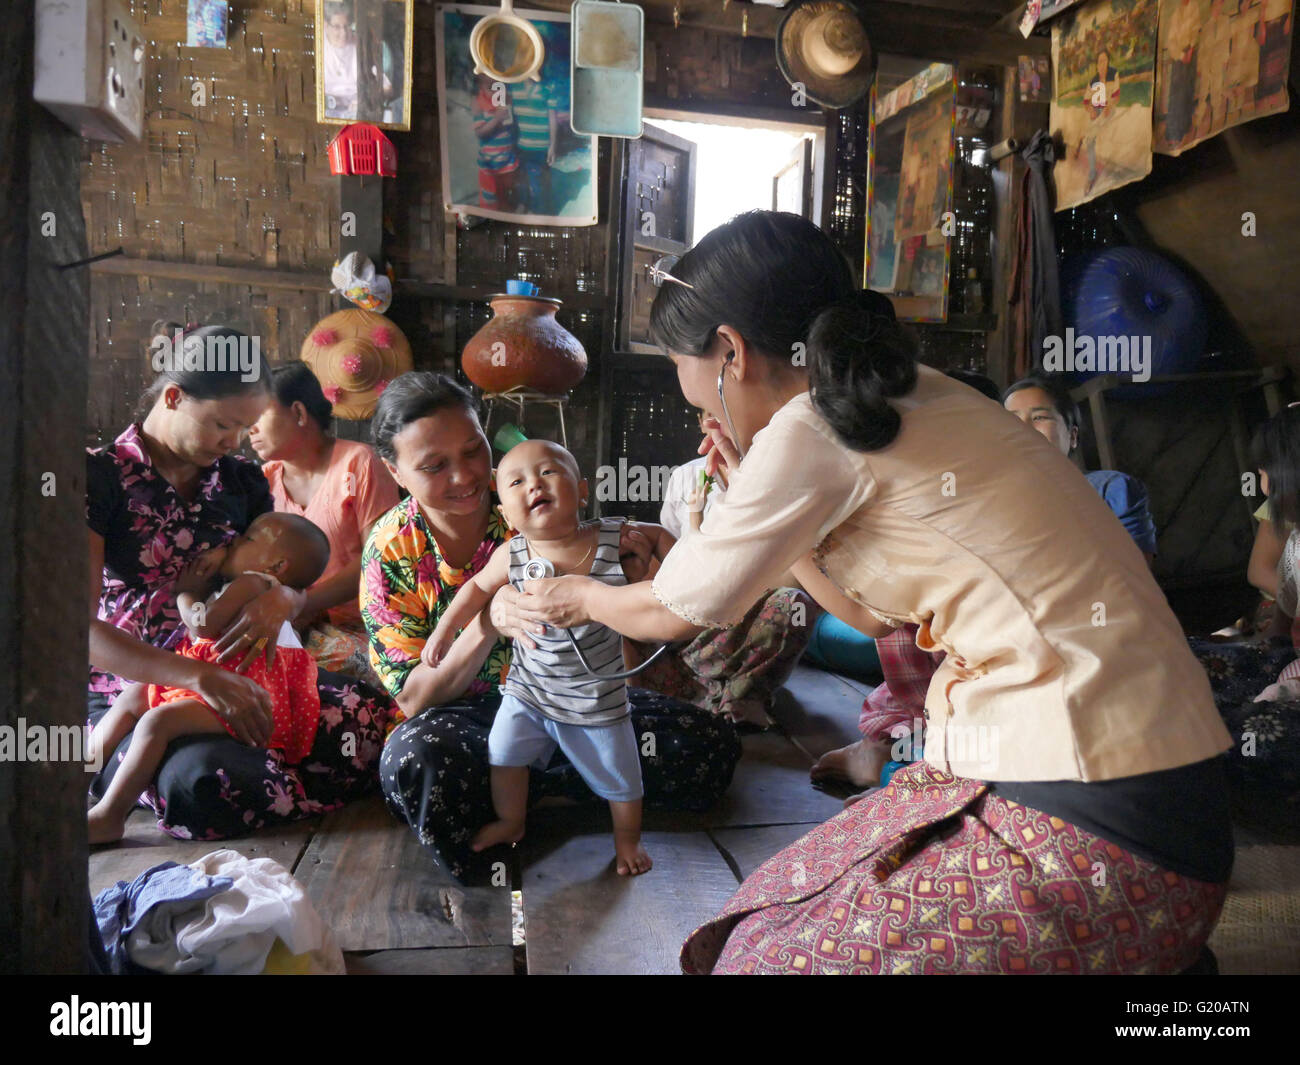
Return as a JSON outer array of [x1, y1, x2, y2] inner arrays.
[[174, 549, 222, 597], [619, 521, 654, 584], [421, 634, 453, 669], [684, 470, 711, 514]]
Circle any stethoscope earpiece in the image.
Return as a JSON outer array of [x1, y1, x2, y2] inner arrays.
[[716, 351, 747, 461]]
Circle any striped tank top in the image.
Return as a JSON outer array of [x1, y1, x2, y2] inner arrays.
[[502, 518, 629, 726]]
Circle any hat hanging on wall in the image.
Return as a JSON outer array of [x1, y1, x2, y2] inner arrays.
[[776, 1, 876, 110], [470, 0, 546, 83], [300, 308, 413, 421]]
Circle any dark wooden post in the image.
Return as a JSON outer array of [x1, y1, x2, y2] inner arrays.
[[0, 1, 92, 973], [354, 0, 384, 122]]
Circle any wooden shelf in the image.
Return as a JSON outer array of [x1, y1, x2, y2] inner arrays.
[[89, 254, 332, 292]]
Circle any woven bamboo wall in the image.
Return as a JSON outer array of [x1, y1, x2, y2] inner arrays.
[[82, 0, 344, 441], [81, 0, 335, 270], [644, 22, 794, 108], [86, 276, 335, 447]]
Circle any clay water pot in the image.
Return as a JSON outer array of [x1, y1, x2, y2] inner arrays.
[[462, 294, 588, 394]]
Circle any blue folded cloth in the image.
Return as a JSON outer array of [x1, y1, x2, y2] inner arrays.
[[803, 612, 882, 680], [93, 862, 234, 974]]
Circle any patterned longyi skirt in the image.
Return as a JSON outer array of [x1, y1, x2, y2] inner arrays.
[[682, 761, 1227, 974]]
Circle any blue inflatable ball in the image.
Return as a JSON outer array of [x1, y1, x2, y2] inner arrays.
[[1058, 247, 1207, 398]]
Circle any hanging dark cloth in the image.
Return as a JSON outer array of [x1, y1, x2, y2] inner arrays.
[[1008, 129, 1063, 379]]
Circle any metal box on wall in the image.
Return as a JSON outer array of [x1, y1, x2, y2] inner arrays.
[[34, 0, 144, 143]]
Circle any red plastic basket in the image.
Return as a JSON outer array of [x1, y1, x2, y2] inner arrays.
[[327, 124, 398, 177]]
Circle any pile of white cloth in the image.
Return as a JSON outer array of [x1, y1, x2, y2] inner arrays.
[[94, 849, 344, 975]]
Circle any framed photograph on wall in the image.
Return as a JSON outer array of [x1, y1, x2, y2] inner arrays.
[[187, 0, 228, 47], [864, 68, 956, 323], [437, 4, 598, 226], [316, 0, 414, 130]]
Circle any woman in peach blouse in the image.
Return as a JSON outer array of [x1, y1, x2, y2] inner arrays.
[[511, 211, 1234, 974], [250, 362, 400, 683]]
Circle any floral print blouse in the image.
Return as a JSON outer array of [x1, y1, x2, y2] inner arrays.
[[360, 496, 515, 718], [87, 423, 273, 698]]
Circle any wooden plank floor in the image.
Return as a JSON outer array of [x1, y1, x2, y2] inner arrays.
[[88, 810, 320, 898], [85, 665, 1300, 972], [86, 665, 860, 974]]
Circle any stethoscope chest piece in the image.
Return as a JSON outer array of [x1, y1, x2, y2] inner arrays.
[[519, 553, 669, 683], [522, 557, 556, 581]]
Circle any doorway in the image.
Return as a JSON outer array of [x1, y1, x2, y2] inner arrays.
[[643, 113, 826, 244]]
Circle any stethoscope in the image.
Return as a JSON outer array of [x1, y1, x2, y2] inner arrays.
[[520, 555, 672, 684], [518, 352, 744, 683], [716, 351, 748, 461]]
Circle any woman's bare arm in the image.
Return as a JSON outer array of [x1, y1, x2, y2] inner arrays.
[[298, 558, 363, 620], [393, 609, 501, 718], [1248, 518, 1286, 598], [518, 576, 703, 643], [789, 556, 894, 638]]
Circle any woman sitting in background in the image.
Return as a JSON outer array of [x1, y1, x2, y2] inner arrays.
[[250, 363, 400, 684], [653, 410, 821, 727], [1192, 405, 1300, 807], [88, 326, 395, 839], [1003, 372, 1158, 565]]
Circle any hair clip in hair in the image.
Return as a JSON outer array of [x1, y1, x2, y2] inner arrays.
[[648, 255, 695, 291]]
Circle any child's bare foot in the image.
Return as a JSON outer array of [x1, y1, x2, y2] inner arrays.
[[615, 838, 652, 876], [87, 804, 126, 845], [471, 818, 524, 852], [810, 739, 888, 788]]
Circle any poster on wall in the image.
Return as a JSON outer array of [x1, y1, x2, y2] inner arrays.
[[1021, 0, 1092, 36], [1050, 0, 1158, 211], [894, 91, 953, 241], [1154, 0, 1294, 156], [187, 0, 228, 47], [1019, 55, 1053, 101], [437, 4, 598, 226], [866, 171, 900, 292]]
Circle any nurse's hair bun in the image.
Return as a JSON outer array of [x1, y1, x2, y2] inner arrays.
[[808, 289, 917, 452]]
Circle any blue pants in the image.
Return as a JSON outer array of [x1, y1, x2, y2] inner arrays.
[[489, 693, 643, 802]]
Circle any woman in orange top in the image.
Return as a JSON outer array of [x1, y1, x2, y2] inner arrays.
[[512, 211, 1234, 974], [250, 362, 400, 683]]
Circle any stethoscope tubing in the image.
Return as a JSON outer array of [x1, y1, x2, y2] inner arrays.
[[717, 357, 748, 462], [565, 628, 672, 685]]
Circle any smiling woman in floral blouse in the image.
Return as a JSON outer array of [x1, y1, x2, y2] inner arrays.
[[361, 372, 740, 879]]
